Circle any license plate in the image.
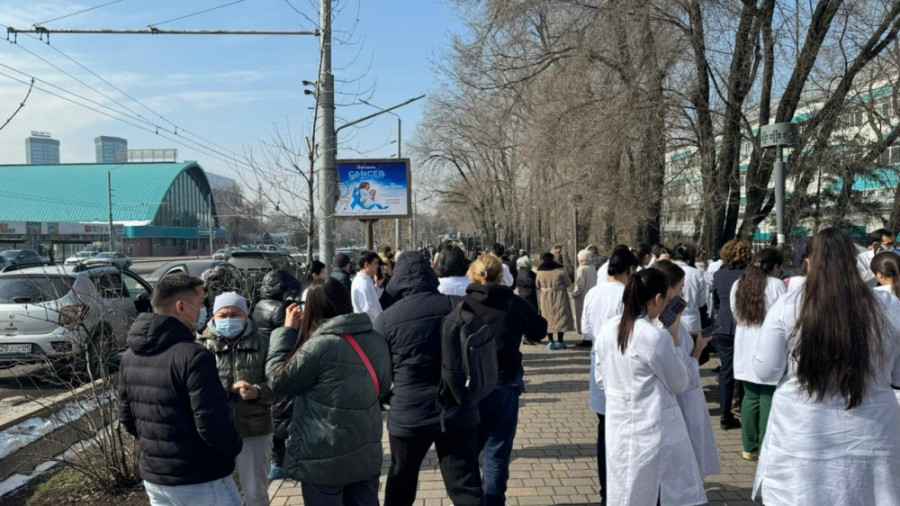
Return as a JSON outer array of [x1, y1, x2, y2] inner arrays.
[[0, 344, 31, 354]]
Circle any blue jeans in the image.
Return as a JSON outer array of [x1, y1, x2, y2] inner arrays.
[[143, 476, 242, 506], [478, 376, 523, 506]]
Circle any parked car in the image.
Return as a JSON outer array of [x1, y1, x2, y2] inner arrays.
[[85, 252, 132, 270], [228, 251, 300, 300], [144, 260, 240, 285], [0, 250, 43, 270], [213, 248, 231, 261], [0, 264, 153, 372], [64, 251, 99, 265]]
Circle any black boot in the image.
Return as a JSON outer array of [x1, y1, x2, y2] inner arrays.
[[720, 416, 741, 430]]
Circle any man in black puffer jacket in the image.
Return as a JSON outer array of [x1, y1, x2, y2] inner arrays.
[[375, 252, 483, 506], [119, 275, 244, 505], [250, 268, 301, 481]]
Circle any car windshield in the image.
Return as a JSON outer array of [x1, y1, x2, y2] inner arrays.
[[0, 276, 75, 303], [0, 251, 18, 258], [95, 253, 113, 259], [75, 252, 93, 258]]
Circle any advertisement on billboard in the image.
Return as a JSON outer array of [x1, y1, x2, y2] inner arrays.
[[335, 159, 411, 219]]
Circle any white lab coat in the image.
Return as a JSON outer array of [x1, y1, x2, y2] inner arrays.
[[785, 275, 805, 294], [858, 249, 877, 284], [730, 276, 786, 385], [752, 289, 900, 505], [437, 276, 470, 296], [501, 263, 514, 288], [350, 272, 383, 323], [704, 259, 723, 318], [596, 316, 707, 506], [653, 320, 721, 478], [597, 261, 609, 281], [672, 261, 708, 334], [583, 281, 625, 414]]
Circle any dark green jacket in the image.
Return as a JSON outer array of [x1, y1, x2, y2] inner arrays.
[[266, 313, 391, 486], [198, 320, 274, 438]]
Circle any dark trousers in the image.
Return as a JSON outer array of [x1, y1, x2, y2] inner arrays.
[[597, 414, 607, 503], [301, 475, 380, 506], [478, 381, 521, 506], [717, 333, 737, 420], [385, 429, 483, 506], [272, 436, 286, 467]]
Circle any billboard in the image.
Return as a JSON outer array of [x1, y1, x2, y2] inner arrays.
[[335, 159, 411, 219]]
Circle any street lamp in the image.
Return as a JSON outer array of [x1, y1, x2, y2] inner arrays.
[[360, 98, 405, 249], [760, 123, 799, 246]]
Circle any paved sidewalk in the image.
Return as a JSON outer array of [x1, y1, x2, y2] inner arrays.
[[269, 339, 758, 505]]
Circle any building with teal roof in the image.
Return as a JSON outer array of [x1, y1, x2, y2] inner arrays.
[[0, 162, 228, 258]]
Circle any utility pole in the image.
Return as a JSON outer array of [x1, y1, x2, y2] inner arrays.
[[107, 171, 114, 251], [317, 0, 336, 265], [396, 117, 402, 249], [208, 193, 215, 259]]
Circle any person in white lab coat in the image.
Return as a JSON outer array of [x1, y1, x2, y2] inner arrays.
[[489, 243, 515, 288], [582, 245, 639, 503], [595, 269, 707, 506], [871, 251, 900, 300], [634, 243, 655, 271], [857, 228, 895, 285], [652, 260, 720, 478], [730, 247, 786, 462], [752, 227, 900, 506], [671, 243, 709, 336], [350, 251, 384, 323]]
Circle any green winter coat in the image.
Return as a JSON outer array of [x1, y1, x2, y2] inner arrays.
[[198, 320, 275, 438], [265, 313, 391, 487]]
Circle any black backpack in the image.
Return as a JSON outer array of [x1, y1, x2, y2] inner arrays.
[[437, 296, 498, 431]]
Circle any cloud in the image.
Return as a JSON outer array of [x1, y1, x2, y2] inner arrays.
[[143, 89, 299, 111], [160, 70, 271, 86]]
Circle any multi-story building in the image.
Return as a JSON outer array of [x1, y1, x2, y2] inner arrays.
[[25, 132, 60, 165], [95, 136, 128, 163], [662, 84, 899, 246], [127, 148, 178, 162]]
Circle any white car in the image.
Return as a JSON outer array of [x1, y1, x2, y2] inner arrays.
[[86, 252, 132, 270], [64, 250, 99, 265], [0, 265, 152, 373]]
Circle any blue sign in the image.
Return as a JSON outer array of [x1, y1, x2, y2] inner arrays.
[[336, 159, 411, 218]]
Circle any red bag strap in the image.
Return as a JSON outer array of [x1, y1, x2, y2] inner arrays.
[[342, 333, 380, 397]]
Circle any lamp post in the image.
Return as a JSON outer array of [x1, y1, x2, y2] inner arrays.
[[571, 194, 582, 255], [760, 123, 799, 246], [360, 99, 405, 249]]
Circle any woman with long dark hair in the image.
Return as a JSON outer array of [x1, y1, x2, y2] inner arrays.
[[752, 228, 900, 505], [595, 269, 706, 506], [871, 251, 900, 299], [265, 278, 391, 505], [670, 243, 709, 337], [652, 260, 720, 479], [299, 260, 328, 302], [730, 248, 786, 461]]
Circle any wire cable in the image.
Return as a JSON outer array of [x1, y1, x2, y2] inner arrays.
[[148, 0, 246, 28], [34, 0, 126, 26]]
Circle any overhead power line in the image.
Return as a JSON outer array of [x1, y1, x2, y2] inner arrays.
[[34, 0, 126, 26], [9, 27, 318, 37], [148, 0, 246, 28]]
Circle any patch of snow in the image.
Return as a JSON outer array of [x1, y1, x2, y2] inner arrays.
[[0, 459, 58, 498], [0, 397, 105, 460]]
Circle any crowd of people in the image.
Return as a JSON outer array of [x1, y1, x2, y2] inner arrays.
[[117, 227, 900, 506]]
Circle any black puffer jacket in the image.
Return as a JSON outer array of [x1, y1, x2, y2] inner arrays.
[[516, 267, 538, 312], [252, 269, 301, 334], [118, 313, 243, 486], [375, 253, 479, 437], [330, 269, 352, 293], [465, 284, 547, 384]]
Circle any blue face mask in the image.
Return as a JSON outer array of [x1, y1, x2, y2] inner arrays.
[[215, 318, 245, 338]]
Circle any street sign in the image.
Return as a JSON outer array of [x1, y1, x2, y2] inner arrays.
[[760, 123, 799, 148], [335, 158, 412, 219]]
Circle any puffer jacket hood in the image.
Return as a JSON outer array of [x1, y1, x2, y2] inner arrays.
[[386, 252, 438, 300], [258, 269, 301, 301], [127, 313, 193, 355]]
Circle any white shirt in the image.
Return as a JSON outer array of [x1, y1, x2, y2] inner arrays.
[[597, 261, 609, 280], [751, 289, 900, 504], [673, 260, 709, 333], [583, 280, 625, 414], [785, 275, 805, 294], [437, 276, 470, 296], [501, 262, 514, 287], [730, 276, 786, 385], [858, 249, 876, 284], [351, 272, 383, 323]]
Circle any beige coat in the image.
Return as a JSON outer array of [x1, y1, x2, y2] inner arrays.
[[572, 265, 598, 334], [536, 267, 574, 333]]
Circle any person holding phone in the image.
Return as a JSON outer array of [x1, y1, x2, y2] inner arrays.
[[594, 269, 707, 506], [265, 278, 391, 505], [582, 245, 639, 503], [653, 260, 720, 478], [731, 248, 786, 462]]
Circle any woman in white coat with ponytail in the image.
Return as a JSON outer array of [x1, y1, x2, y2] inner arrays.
[[595, 269, 707, 506]]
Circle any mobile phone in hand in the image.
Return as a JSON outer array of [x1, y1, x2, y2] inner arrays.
[[658, 296, 687, 328]]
